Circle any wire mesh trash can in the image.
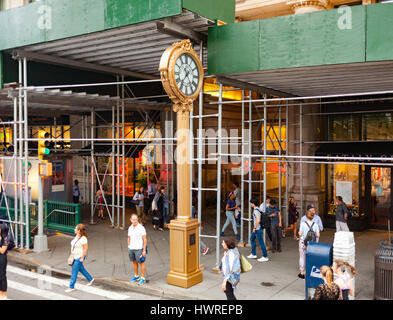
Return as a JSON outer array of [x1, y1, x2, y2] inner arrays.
[[374, 249, 393, 300]]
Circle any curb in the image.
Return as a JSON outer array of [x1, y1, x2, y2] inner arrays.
[[7, 251, 207, 300]]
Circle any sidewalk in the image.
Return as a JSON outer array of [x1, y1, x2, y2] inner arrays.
[[8, 207, 383, 300]]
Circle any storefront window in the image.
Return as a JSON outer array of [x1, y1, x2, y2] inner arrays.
[[363, 112, 393, 141], [329, 115, 360, 141]]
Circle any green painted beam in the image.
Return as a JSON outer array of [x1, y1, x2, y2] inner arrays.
[[208, 5, 367, 75], [366, 3, 393, 62], [182, 0, 235, 23], [0, 0, 182, 51]]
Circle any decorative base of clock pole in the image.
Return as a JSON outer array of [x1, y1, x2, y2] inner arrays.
[[166, 218, 203, 288]]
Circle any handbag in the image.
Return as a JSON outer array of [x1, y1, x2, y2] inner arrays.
[[67, 237, 81, 266], [240, 254, 252, 273]]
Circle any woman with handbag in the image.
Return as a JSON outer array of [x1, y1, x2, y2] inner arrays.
[[66, 224, 94, 293], [221, 237, 241, 300]]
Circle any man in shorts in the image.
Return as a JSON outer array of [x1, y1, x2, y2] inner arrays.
[[127, 213, 147, 285]]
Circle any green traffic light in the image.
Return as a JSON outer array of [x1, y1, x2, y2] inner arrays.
[[44, 148, 50, 155]]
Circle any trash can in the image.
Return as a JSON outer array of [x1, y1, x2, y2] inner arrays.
[[374, 248, 393, 300], [305, 242, 333, 300]]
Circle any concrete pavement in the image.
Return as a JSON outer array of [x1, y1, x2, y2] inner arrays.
[[7, 207, 384, 300]]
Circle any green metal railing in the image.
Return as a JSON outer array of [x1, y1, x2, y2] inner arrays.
[[0, 204, 33, 247], [44, 200, 81, 233]]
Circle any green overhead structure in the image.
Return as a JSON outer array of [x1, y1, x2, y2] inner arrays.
[[0, 0, 235, 51]]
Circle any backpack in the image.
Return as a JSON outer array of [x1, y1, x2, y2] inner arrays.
[[0, 222, 15, 251], [256, 209, 270, 230], [304, 222, 317, 246]]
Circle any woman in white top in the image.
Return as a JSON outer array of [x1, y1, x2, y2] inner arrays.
[[66, 224, 94, 293]]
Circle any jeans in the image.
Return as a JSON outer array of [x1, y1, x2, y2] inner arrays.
[[221, 211, 238, 235], [0, 254, 7, 292], [270, 224, 281, 251], [69, 257, 93, 289], [164, 207, 169, 224], [250, 229, 267, 257]]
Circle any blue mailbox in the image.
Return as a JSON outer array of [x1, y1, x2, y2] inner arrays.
[[305, 242, 333, 300]]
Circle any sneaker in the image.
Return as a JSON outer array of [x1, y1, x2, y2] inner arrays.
[[257, 256, 269, 262], [247, 254, 257, 259], [294, 236, 299, 241], [65, 288, 75, 293], [203, 247, 209, 255], [235, 234, 240, 241], [220, 232, 225, 237], [129, 275, 140, 282], [298, 273, 305, 279], [87, 279, 95, 286], [138, 277, 146, 285], [282, 230, 286, 238]]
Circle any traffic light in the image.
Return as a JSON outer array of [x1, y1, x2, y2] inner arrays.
[[38, 130, 50, 159]]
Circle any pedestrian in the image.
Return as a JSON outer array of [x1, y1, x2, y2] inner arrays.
[[96, 188, 105, 220], [151, 191, 161, 230], [133, 186, 145, 223], [128, 213, 147, 286], [162, 186, 169, 228], [300, 204, 324, 241], [259, 195, 273, 243], [221, 238, 241, 300], [298, 205, 320, 279], [247, 198, 269, 262], [156, 186, 165, 231], [283, 196, 299, 240], [266, 199, 282, 253], [72, 179, 82, 204], [147, 181, 157, 215], [220, 193, 240, 241], [66, 224, 94, 293], [333, 259, 357, 300], [0, 224, 10, 300], [312, 265, 341, 300], [335, 196, 350, 232], [232, 182, 241, 227]]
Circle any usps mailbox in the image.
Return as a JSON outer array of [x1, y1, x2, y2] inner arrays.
[[305, 242, 333, 299]]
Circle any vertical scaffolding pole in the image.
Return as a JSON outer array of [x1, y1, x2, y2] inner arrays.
[[121, 75, 125, 229], [263, 94, 267, 244], [216, 83, 223, 268], [13, 96, 18, 247], [18, 58, 23, 248], [90, 109, 95, 224], [197, 43, 204, 264], [279, 105, 282, 223], [240, 90, 245, 244], [111, 105, 115, 227], [116, 76, 120, 228], [285, 101, 289, 227], [23, 57, 29, 249], [248, 92, 252, 243], [82, 115, 85, 205], [300, 104, 303, 216], [190, 86, 194, 218]]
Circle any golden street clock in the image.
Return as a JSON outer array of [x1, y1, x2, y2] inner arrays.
[[159, 39, 204, 106]]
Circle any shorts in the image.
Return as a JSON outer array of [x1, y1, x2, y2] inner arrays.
[[128, 249, 144, 263]]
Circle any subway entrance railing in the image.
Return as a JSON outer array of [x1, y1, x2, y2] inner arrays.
[[0, 198, 81, 248]]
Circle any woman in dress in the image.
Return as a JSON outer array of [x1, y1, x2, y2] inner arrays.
[[96, 188, 104, 220], [313, 265, 341, 300], [0, 224, 10, 300], [283, 197, 299, 240], [66, 224, 94, 293], [221, 237, 241, 300]]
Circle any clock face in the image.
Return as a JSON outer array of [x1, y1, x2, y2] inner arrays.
[[174, 53, 200, 96]]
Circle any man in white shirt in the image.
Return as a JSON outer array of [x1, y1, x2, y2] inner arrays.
[[127, 213, 147, 285], [300, 204, 324, 242]]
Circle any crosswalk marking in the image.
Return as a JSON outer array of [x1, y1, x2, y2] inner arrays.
[[7, 265, 130, 300], [7, 280, 77, 300]]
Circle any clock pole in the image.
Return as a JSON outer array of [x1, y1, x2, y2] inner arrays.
[[159, 40, 203, 288]]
